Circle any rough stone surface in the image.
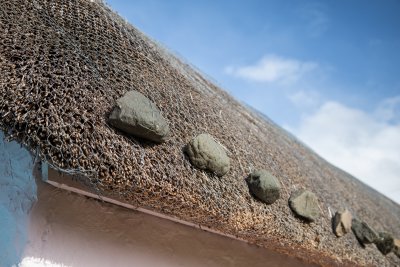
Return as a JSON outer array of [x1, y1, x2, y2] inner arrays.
[[394, 239, 400, 258], [246, 169, 280, 204], [185, 134, 230, 176], [109, 90, 170, 143], [332, 209, 352, 237], [288, 190, 320, 221], [375, 232, 394, 255], [351, 219, 378, 245]]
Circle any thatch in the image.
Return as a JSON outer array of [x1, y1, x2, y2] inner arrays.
[[1, 0, 399, 266]]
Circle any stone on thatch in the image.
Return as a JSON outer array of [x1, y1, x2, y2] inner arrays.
[[332, 209, 352, 237], [351, 219, 378, 245], [246, 169, 280, 204], [185, 133, 230, 177], [394, 239, 400, 258], [109, 90, 170, 143], [288, 190, 320, 222], [375, 232, 394, 255]]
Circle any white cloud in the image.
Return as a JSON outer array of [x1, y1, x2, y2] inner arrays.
[[374, 95, 400, 123], [289, 98, 400, 204], [298, 3, 330, 37], [288, 90, 320, 108], [225, 55, 318, 84]]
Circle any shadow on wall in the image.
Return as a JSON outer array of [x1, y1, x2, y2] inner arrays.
[[0, 131, 37, 267]]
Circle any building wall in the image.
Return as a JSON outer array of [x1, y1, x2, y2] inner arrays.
[[0, 132, 37, 267]]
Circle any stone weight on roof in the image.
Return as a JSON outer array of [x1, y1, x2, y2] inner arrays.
[[394, 239, 400, 258], [109, 90, 170, 143], [351, 218, 377, 245], [185, 133, 230, 177], [375, 232, 395, 255], [332, 209, 352, 237], [246, 169, 281, 204], [288, 189, 320, 222]]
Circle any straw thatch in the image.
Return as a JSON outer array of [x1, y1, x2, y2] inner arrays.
[[1, 0, 399, 266]]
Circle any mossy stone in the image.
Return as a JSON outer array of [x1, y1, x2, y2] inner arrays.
[[375, 232, 394, 255], [246, 169, 280, 204], [351, 218, 377, 245], [288, 190, 320, 222], [109, 90, 169, 143], [185, 133, 230, 177]]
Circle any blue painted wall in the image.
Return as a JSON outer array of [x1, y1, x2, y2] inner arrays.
[[0, 132, 37, 267]]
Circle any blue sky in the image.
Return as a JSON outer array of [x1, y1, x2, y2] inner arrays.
[[105, 0, 400, 203]]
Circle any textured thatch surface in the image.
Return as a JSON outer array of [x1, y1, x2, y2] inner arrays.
[[1, 0, 399, 266]]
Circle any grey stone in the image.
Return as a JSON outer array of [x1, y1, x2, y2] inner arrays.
[[246, 169, 280, 204], [185, 133, 230, 177], [394, 239, 400, 258], [288, 190, 320, 221], [375, 232, 394, 255], [109, 90, 169, 143], [351, 218, 377, 245], [332, 209, 352, 237]]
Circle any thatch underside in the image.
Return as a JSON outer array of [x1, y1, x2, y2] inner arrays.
[[0, 0, 399, 266]]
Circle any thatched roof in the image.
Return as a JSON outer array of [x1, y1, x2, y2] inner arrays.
[[1, 0, 399, 266]]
